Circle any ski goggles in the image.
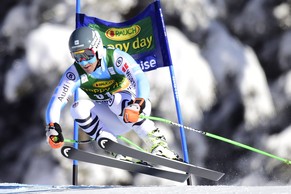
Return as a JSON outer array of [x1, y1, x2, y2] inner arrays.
[[71, 49, 95, 63]]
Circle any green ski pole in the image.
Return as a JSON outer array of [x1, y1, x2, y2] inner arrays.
[[140, 115, 291, 165]]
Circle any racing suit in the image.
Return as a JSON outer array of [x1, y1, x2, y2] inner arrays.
[[45, 47, 158, 149]]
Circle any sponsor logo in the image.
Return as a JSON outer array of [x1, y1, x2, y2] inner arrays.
[[139, 58, 157, 71], [66, 72, 76, 80], [93, 80, 115, 88], [98, 138, 108, 149], [108, 67, 116, 75], [71, 40, 84, 49], [126, 70, 136, 87], [58, 83, 70, 102], [122, 63, 129, 72], [63, 147, 71, 157], [71, 44, 85, 49], [116, 57, 123, 67], [105, 25, 141, 41], [108, 95, 114, 106]]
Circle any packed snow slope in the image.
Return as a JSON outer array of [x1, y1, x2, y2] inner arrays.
[[1, 183, 291, 194]]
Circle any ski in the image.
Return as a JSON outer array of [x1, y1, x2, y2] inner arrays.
[[61, 146, 190, 182], [98, 137, 225, 181]]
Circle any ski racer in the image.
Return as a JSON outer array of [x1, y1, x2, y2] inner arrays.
[[45, 26, 182, 161]]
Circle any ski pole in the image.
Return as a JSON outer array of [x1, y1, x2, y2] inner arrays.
[[116, 135, 145, 152], [64, 136, 145, 152], [140, 115, 291, 165]]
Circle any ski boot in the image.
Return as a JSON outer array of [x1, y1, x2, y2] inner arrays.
[[147, 128, 183, 162]]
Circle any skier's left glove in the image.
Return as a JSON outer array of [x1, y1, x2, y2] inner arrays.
[[45, 122, 64, 149], [123, 98, 145, 123]]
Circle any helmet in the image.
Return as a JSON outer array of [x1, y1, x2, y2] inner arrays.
[[68, 26, 103, 60]]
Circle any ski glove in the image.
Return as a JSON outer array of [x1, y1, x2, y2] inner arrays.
[[123, 98, 145, 123], [45, 122, 64, 149]]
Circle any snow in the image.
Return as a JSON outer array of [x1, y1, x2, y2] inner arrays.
[[26, 23, 73, 74], [146, 26, 216, 124], [1, 183, 291, 194], [202, 21, 275, 128]]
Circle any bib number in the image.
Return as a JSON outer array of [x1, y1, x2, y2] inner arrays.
[[94, 92, 112, 100]]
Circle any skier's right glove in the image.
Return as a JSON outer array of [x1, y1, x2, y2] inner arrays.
[[45, 122, 64, 149], [123, 98, 145, 123]]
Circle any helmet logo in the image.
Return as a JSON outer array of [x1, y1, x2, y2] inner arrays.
[[71, 40, 85, 50], [74, 40, 80, 45]]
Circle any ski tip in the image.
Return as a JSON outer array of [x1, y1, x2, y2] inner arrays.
[[61, 146, 74, 158]]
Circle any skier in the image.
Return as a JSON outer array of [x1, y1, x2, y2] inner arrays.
[[45, 26, 182, 161]]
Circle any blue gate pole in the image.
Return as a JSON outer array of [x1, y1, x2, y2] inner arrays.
[[72, 0, 81, 186], [155, 0, 192, 185]]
